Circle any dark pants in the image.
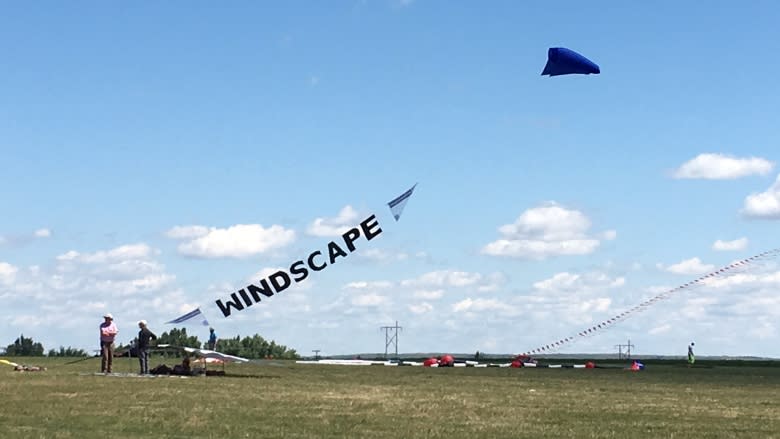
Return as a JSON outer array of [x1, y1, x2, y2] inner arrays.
[[138, 347, 150, 374], [101, 341, 114, 373]]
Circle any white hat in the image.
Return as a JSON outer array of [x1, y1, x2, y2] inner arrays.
[[138, 320, 147, 326], [104, 313, 113, 319]]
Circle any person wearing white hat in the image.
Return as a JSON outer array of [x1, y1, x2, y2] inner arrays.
[[99, 313, 118, 373], [137, 320, 157, 375]]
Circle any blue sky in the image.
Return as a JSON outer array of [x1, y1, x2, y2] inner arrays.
[[2, 1, 780, 358]]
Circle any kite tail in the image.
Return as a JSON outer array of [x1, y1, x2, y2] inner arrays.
[[518, 248, 780, 356]]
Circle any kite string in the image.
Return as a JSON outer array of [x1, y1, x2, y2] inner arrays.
[[520, 248, 780, 356]]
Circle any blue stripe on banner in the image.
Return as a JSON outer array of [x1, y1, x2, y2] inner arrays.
[[388, 187, 414, 208], [166, 308, 203, 324]]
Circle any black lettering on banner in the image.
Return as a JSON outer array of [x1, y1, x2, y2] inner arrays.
[[327, 241, 348, 264], [308, 250, 326, 271], [216, 293, 246, 317], [247, 280, 274, 301], [269, 270, 292, 293], [238, 289, 254, 307], [214, 213, 386, 319], [341, 227, 361, 252], [360, 214, 382, 240], [290, 260, 309, 282]]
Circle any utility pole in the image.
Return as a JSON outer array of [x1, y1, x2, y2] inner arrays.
[[380, 321, 402, 359], [615, 339, 635, 359]]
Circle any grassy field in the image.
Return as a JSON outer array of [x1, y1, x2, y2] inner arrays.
[[1, 356, 779, 438]]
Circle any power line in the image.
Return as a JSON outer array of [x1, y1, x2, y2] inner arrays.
[[614, 339, 635, 360], [380, 321, 402, 359]]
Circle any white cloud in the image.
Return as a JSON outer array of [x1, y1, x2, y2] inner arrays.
[[533, 271, 625, 293], [452, 298, 515, 314], [409, 302, 433, 314], [602, 230, 617, 240], [356, 248, 412, 262], [169, 224, 295, 258], [33, 228, 51, 238], [0, 243, 183, 353], [648, 324, 672, 335], [481, 202, 607, 259], [56, 243, 156, 264], [402, 270, 483, 288], [673, 153, 774, 179], [0, 262, 18, 285], [306, 205, 360, 237], [351, 293, 388, 307], [0, 228, 54, 246], [343, 280, 393, 290], [413, 289, 444, 300], [712, 238, 748, 251], [742, 174, 780, 219], [662, 257, 715, 275], [165, 225, 210, 239]]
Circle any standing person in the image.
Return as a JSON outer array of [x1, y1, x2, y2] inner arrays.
[[137, 320, 157, 375], [687, 342, 695, 367], [207, 327, 218, 351], [100, 313, 118, 373]]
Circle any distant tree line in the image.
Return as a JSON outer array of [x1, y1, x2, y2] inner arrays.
[[217, 334, 298, 359], [48, 346, 89, 357], [3, 330, 298, 360], [4, 335, 44, 356], [126, 328, 299, 359]]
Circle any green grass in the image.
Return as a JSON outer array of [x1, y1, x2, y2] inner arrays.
[[1, 356, 779, 438]]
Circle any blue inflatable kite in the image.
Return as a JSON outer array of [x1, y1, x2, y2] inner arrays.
[[541, 47, 600, 76]]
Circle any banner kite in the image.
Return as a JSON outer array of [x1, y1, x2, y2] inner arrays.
[[166, 185, 418, 323], [519, 248, 780, 356], [388, 184, 417, 221], [166, 307, 210, 326]]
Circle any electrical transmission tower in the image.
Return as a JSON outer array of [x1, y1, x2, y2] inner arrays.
[[380, 321, 402, 359], [614, 339, 635, 360]]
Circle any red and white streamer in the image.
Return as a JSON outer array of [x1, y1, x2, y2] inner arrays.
[[519, 248, 780, 356]]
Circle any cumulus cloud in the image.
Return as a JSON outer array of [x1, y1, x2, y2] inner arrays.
[[673, 153, 774, 179], [351, 293, 388, 307], [661, 257, 715, 275], [742, 175, 780, 219], [413, 289, 444, 300], [532, 271, 625, 293], [50, 243, 175, 296], [452, 298, 516, 314], [56, 243, 156, 264], [409, 302, 433, 314], [0, 262, 18, 285], [165, 225, 210, 239], [0, 241, 181, 350], [356, 248, 414, 262], [0, 228, 54, 246], [402, 270, 482, 287], [481, 202, 608, 259], [343, 280, 393, 290], [167, 224, 295, 258], [648, 324, 672, 335], [307, 205, 360, 237], [400, 270, 506, 292], [712, 238, 748, 251]]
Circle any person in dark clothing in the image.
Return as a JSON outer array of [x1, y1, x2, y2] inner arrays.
[[137, 320, 157, 374]]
